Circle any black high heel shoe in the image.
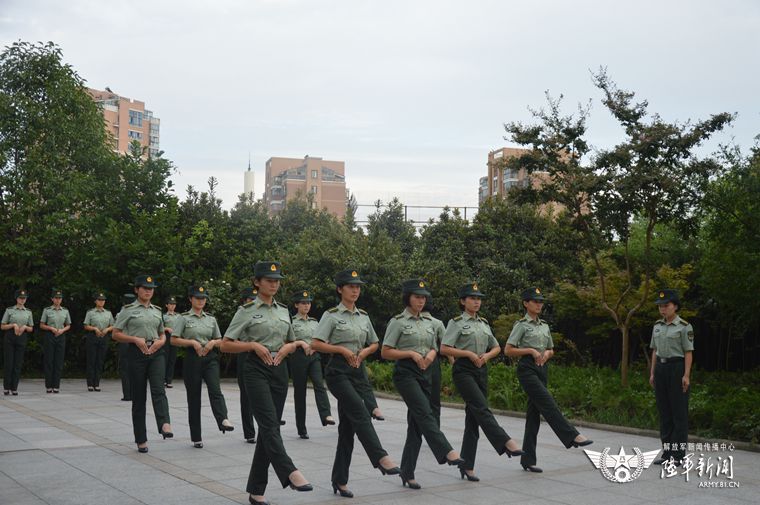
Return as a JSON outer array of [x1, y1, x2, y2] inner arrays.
[[137, 445, 149, 453], [400, 476, 421, 490], [371, 412, 385, 421], [446, 457, 466, 466], [249, 495, 269, 505], [298, 432, 309, 439], [160, 428, 174, 439], [220, 422, 235, 433], [378, 464, 401, 476], [459, 467, 479, 482], [289, 481, 313, 492], [332, 482, 354, 498], [570, 438, 593, 448], [504, 447, 525, 458], [322, 417, 336, 426], [522, 465, 543, 473]]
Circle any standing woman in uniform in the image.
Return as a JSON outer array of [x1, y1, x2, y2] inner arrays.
[[237, 286, 258, 444], [113, 275, 173, 453], [649, 289, 693, 465], [171, 285, 234, 448], [505, 287, 592, 473], [39, 289, 71, 394], [163, 297, 180, 388], [83, 292, 115, 392], [220, 261, 312, 505], [290, 289, 335, 439], [2, 289, 33, 395], [381, 279, 464, 489], [441, 282, 523, 481], [310, 269, 400, 498]]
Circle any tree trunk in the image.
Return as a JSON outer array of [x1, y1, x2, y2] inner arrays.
[[620, 324, 630, 387]]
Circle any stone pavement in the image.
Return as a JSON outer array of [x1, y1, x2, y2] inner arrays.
[[1, 378, 756, 505]]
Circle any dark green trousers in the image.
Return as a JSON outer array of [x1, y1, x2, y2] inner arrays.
[[3, 330, 27, 391], [127, 344, 170, 444], [654, 359, 689, 461], [243, 353, 297, 495], [183, 349, 229, 442], [237, 353, 256, 440], [164, 340, 177, 384], [516, 357, 579, 466], [452, 358, 511, 470], [85, 333, 110, 387], [430, 357, 442, 425], [325, 356, 389, 485], [43, 331, 66, 389], [394, 359, 453, 480], [118, 342, 131, 400], [360, 365, 380, 415], [290, 347, 332, 434]]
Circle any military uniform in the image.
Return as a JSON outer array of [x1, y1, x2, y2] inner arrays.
[[117, 293, 136, 401], [40, 290, 71, 392], [173, 286, 230, 444], [114, 275, 171, 445], [651, 289, 694, 463], [2, 289, 33, 394], [442, 282, 515, 472], [313, 269, 392, 487], [83, 293, 115, 390], [224, 261, 299, 496], [384, 279, 456, 483], [424, 311, 445, 424], [290, 290, 333, 437], [507, 289, 580, 468], [237, 288, 258, 442], [163, 298, 180, 387]]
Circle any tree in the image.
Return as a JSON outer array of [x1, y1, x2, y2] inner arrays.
[[504, 70, 733, 386]]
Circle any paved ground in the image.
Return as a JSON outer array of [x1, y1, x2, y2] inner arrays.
[[1, 378, 756, 505]]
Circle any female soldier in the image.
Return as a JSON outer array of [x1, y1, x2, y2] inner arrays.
[[113, 275, 173, 453], [2, 289, 33, 395], [221, 261, 312, 505], [163, 297, 180, 388], [505, 287, 592, 473], [310, 269, 400, 498], [40, 289, 71, 394], [381, 279, 464, 489], [290, 290, 335, 439], [649, 289, 693, 466], [441, 282, 523, 481], [83, 292, 115, 392], [171, 286, 235, 448], [237, 286, 258, 444]]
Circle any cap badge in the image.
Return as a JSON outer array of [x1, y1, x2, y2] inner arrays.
[[199, 287, 204, 292], [303, 291, 308, 297], [351, 271, 358, 277], [659, 291, 665, 298], [146, 277, 152, 283], [472, 283, 478, 291], [419, 282, 425, 288], [536, 288, 541, 294]]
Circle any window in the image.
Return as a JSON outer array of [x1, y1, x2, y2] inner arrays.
[[128, 130, 143, 140], [129, 110, 143, 127], [311, 169, 318, 179], [311, 185, 318, 195]]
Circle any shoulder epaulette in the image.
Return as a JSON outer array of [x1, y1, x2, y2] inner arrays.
[[242, 300, 255, 308], [150, 304, 161, 310], [182, 310, 192, 315], [308, 317, 317, 321], [394, 313, 405, 320], [422, 314, 432, 320], [358, 308, 368, 315], [453, 315, 462, 322], [479, 316, 489, 323], [679, 319, 689, 326], [327, 306, 339, 313], [275, 301, 288, 309]]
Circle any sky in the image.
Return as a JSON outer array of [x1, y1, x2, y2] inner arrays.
[[2, 0, 759, 219]]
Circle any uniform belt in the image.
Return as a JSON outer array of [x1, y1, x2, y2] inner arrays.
[[657, 356, 684, 364]]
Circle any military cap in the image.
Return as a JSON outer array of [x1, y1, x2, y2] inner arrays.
[[458, 282, 485, 298], [188, 286, 209, 299], [254, 261, 285, 279], [165, 296, 177, 305], [291, 290, 313, 303], [654, 288, 680, 305], [94, 292, 107, 300], [51, 288, 63, 298], [240, 286, 257, 300], [521, 287, 546, 302], [14, 289, 29, 298], [334, 269, 366, 286], [134, 274, 158, 288], [402, 278, 431, 297], [122, 293, 136, 305]]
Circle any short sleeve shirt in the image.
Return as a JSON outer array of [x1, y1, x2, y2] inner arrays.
[[114, 302, 165, 341], [650, 315, 694, 358], [2, 306, 33, 327], [292, 316, 319, 345], [441, 312, 498, 354], [383, 308, 438, 356], [507, 314, 554, 352], [224, 298, 294, 351], [313, 303, 379, 354], [40, 306, 71, 329], [422, 312, 445, 350], [83, 308, 115, 331], [163, 312, 181, 331], [173, 311, 221, 345]]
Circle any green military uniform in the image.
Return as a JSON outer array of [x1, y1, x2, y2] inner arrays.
[[290, 290, 332, 437], [651, 289, 694, 463], [424, 310, 445, 424], [2, 290, 33, 394], [507, 288, 580, 468], [40, 290, 71, 391], [442, 282, 514, 471], [173, 286, 230, 443], [313, 269, 391, 486], [237, 288, 258, 442], [83, 293, 115, 390], [163, 298, 180, 387], [114, 275, 170, 444], [117, 293, 136, 401], [224, 261, 298, 496], [384, 279, 456, 482]]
